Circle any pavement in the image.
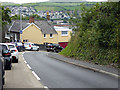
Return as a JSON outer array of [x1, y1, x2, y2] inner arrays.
[[47, 52, 119, 78], [4, 52, 44, 89]]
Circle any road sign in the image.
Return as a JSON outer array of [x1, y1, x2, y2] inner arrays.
[[20, 30, 23, 34]]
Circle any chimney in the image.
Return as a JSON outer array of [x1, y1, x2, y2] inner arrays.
[[46, 12, 50, 21], [29, 16, 34, 23]]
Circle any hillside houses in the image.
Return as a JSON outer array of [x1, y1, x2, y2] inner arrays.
[[6, 6, 71, 20]]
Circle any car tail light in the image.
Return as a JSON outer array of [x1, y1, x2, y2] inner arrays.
[[4, 52, 11, 56], [29, 45, 31, 47], [51, 46, 53, 48], [15, 49, 17, 52]]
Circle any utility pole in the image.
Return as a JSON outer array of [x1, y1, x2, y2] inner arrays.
[[20, 5, 22, 42]]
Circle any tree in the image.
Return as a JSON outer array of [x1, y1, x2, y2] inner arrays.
[[60, 2, 120, 66], [2, 6, 11, 26]]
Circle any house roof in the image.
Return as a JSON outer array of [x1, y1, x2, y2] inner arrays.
[[9, 20, 57, 34]]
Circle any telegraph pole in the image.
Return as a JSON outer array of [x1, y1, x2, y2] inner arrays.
[[20, 5, 22, 42]]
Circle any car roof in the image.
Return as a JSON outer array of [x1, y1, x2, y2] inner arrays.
[[0, 43, 10, 50], [6, 43, 15, 45]]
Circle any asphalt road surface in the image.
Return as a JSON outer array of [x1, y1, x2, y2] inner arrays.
[[23, 51, 118, 88]]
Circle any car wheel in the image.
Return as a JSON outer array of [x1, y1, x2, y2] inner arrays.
[[16, 59, 18, 63], [1, 85, 3, 90], [2, 77, 5, 85], [8, 65, 11, 70], [31, 48, 33, 51], [5, 65, 11, 70], [47, 50, 49, 52], [37, 48, 39, 51]]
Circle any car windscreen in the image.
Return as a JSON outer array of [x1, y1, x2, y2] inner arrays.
[[8, 45, 15, 48], [24, 43, 30, 45], [17, 43, 23, 46]]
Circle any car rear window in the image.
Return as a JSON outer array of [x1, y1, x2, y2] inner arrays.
[[8, 45, 15, 48], [0, 45, 8, 51]]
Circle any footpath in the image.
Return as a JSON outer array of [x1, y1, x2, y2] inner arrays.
[[47, 53, 119, 78], [4, 52, 44, 89]]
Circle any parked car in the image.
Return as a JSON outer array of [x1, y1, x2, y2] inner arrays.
[[0, 43, 12, 70], [24, 43, 39, 51], [7, 43, 19, 63], [0, 52, 5, 90], [15, 42, 25, 52], [46, 43, 64, 53]]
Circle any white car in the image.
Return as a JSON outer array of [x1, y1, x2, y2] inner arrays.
[[7, 43, 19, 63], [24, 43, 39, 51]]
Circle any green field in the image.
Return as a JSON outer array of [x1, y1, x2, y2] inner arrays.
[[2, 2, 96, 11]]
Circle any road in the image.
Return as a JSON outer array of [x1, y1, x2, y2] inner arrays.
[[23, 51, 118, 88]]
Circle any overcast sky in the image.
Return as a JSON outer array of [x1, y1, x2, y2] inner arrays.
[[0, 0, 107, 4]]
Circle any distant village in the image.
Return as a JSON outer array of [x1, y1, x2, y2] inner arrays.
[[6, 6, 76, 20]]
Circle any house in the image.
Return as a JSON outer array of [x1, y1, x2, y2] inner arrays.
[[5, 21, 21, 42], [7, 17, 72, 48], [20, 17, 58, 44], [54, 26, 72, 48], [0, 24, 17, 43]]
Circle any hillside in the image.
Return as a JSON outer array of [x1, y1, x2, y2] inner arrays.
[[1, 2, 96, 11], [22, 2, 95, 11]]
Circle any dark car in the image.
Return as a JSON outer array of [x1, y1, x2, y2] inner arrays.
[[15, 42, 25, 52], [0, 44, 12, 70], [0, 52, 5, 90], [46, 43, 64, 53]]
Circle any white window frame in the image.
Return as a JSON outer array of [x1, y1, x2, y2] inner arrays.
[[44, 34, 47, 38], [50, 34, 53, 38], [61, 31, 68, 36]]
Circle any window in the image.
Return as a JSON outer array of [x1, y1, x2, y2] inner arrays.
[[61, 31, 68, 36], [8, 45, 15, 48], [44, 34, 46, 38], [50, 34, 53, 38]]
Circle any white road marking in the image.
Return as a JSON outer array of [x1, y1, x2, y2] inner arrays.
[[32, 71, 41, 80], [22, 52, 25, 54], [24, 61, 27, 64], [27, 64, 32, 70], [44, 86, 48, 89], [22, 57, 25, 60]]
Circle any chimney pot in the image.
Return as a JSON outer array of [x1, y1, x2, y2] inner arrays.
[[29, 16, 34, 23]]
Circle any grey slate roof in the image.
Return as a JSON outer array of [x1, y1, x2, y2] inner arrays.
[[9, 20, 57, 34]]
